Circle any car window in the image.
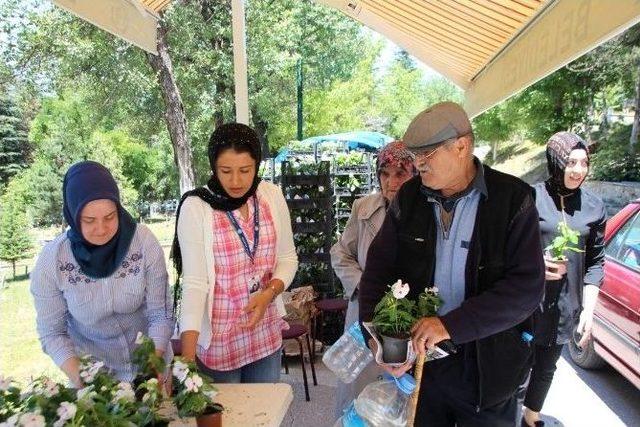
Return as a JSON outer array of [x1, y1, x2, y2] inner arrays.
[[606, 210, 640, 270]]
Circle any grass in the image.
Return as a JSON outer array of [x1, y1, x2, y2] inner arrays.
[[0, 220, 175, 386], [0, 278, 65, 385], [143, 217, 175, 245], [491, 139, 548, 184]]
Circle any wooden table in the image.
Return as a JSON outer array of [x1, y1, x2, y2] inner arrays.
[[168, 383, 293, 427]]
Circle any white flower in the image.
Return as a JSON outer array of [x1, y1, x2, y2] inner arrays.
[[425, 286, 439, 295], [184, 376, 199, 393], [56, 402, 77, 421], [0, 375, 13, 392], [90, 361, 104, 374], [142, 392, 151, 403], [79, 370, 95, 384], [77, 386, 95, 400], [112, 382, 135, 403], [172, 360, 189, 383], [0, 414, 18, 427], [42, 378, 60, 397], [79, 361, 104, 384], [135, 331, 144, 345], [191, 374, 203, 388], [391, 280, 410, 299], [17, 413, 45, 427], [146, 378, 158, 385]]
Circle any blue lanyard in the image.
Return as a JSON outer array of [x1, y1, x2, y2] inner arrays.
[[226, 196, 260, 264]]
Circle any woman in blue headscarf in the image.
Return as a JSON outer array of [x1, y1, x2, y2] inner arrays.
[[30, 161, 174, 386]]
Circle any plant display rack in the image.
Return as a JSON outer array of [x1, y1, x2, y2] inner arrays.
[[280, 160, 336, 296]]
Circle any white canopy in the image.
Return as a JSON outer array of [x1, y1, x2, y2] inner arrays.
[[53, 0, 640, 119]]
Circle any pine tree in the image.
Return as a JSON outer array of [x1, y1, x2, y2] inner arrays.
[[0, 94, 31, 187], [0, 193, 33, 276]]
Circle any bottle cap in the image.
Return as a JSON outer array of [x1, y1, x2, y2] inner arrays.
[[382, 373, 416, 395]]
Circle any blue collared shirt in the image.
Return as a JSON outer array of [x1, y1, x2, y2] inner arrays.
[[422, 158, 487, 315]]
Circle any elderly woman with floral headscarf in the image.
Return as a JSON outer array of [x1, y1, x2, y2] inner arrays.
[[330, 141, 416, 418], [521, 132, 606, 427]]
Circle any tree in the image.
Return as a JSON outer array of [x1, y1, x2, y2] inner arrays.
[[22, 92, 139, 226], [0, 187, 33, 276], [147, 17, 195, 194], [0, 93, 31, 188], [472, 104, 517, 163]]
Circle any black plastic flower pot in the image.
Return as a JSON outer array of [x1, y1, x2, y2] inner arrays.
[[380, 334, 410, 364]]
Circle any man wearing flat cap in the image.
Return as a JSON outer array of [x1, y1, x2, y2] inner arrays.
[[359, 102, 545, 425]]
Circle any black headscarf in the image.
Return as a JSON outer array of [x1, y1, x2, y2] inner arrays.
[[545, 131, 589, 197], [171, 123, 262, 304], [63, 161, 137, 279]]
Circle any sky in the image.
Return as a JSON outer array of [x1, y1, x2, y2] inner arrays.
[[367, 29, 442, 82]]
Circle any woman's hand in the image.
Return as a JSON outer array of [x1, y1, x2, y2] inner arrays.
[[241, 279, 284, 329], [544, 257, 567, 280], [154, 349, 172, 397], [60, 356, 83, 389], [368, 339, 413, 378], [241, 290, 272, 329], [576, 309, 594, 349], [577, 285, 599, 349]]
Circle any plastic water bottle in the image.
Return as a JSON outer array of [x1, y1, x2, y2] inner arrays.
[[323, 322, 374, 383], [354, 373, 416, 427], [333, 401, 369, 427]]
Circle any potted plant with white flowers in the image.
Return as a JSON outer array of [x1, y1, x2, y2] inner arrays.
[[371, 281, 444, 363], [171, 358, 223, 427], [372, 280, 416, 363]]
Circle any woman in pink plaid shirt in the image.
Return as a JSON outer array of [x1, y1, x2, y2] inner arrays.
[[172, 123, 298, 383]]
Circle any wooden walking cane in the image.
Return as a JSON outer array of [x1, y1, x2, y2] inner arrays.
[[407, 354, 425, 426]]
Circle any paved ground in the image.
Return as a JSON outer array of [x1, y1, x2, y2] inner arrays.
[[280, 346, 640, 427], [539, 347, 640, 427]]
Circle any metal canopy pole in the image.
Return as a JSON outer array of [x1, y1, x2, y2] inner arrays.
[[231, 0, 250, 124]]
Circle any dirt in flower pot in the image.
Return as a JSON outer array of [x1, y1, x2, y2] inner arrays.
[[380, 333, 411, 364], [196, 405, 224, 427]]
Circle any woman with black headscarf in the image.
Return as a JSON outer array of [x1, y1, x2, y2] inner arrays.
[[173, 123, 297, 383], [30, 161, 174, 386], [521, 132, 606, 427]]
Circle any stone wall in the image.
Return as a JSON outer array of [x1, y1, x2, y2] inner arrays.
[[582, 181, 640, 217]]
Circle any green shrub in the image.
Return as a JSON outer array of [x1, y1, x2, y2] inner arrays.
[[591, 124, 640, 182]]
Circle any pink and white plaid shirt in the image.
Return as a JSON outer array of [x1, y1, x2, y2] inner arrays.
[[198, 195, 287, 371]]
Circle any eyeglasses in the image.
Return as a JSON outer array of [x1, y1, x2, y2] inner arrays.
[[413, 143, 446, 163]]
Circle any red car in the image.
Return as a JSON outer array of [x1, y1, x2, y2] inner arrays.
[[569, 198, 640, 388]]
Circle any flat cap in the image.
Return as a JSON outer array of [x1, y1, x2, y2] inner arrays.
[[403, 101, 472, 150]]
